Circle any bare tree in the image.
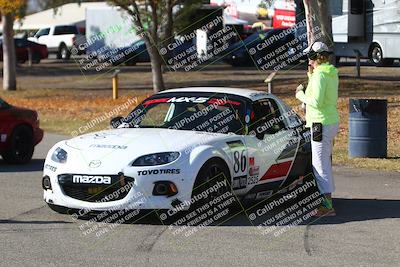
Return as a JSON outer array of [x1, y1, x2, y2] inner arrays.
[[1, 13, 17, 90], [303, 0, 333, 47], [163, 0, 174, 41], [109, 0, 177, 92], [0, 0, 26, 91]]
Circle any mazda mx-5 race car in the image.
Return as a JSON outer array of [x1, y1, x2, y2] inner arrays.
[[43, 87, 312, 215]]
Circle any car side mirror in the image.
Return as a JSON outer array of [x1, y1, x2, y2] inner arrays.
[[110, 116, 124, 129]]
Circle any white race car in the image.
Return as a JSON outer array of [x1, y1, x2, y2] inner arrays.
[[42, 87, 312, 215]]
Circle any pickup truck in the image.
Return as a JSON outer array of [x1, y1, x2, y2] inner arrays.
[[29, 25, 86, 60]]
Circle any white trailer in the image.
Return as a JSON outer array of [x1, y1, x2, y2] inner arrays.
[[332, 0, 400, 66], [85, 5, 141, 54]]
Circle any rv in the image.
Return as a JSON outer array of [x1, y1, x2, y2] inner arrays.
[[332, 0, 400, 66]]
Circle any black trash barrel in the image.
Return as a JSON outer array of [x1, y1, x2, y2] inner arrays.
[[349, 99, 387, 158]]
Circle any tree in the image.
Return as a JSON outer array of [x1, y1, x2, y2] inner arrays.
[[303, 0, 333, 51], [109, 0, 180, 93], [0, 0, 26, 91], [36, 0, 100, 12], [173, 0, 206, 35], [38, 0, 201, 93], [259, 0, 273, 8], [109, 1, 204, 92]]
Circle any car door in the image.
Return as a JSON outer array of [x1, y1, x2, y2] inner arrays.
[[14, 39, 28, 61], [243, 97, 301, 199], [277, 100, 312, 189]]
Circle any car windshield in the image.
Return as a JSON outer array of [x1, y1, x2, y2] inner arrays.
[[35, 28, 50, 37], [124, 93, 247, 134]]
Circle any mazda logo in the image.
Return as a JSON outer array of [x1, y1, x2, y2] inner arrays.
[[89, 160, 101, 168]]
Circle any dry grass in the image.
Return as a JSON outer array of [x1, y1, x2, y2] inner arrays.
[[1, 89, 149, 135]]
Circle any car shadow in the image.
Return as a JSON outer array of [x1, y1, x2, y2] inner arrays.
[[0, 219, 72, 224], [0, 159, 44, 172], [213, 198, 400, 226], [73, 197, 400, 227], [306, 198, 400, 225]]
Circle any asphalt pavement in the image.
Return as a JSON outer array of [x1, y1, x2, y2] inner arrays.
[[0, 133, 399, 266]]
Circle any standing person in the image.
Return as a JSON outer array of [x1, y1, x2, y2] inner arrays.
[[295, 42, 339, 217]]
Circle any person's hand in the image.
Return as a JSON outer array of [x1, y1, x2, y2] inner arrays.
[[308, 61, 314, 74], [296, 84, 305, 94]]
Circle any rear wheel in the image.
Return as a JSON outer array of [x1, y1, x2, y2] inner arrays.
[[57, 43, 70, 60], [1, 125, 34, 164], [370, 43, 394, 66]]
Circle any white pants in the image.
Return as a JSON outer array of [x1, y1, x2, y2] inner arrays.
[[311, 123, 339, 194]]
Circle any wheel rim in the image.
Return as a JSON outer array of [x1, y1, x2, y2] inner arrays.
[[61, 48, 68, 59], [372, 46, 382, 64], [204, 165, 227, 201]]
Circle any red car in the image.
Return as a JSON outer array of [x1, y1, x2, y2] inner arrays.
[[0, 98, 43, 164], [0, 38, 48, 64]]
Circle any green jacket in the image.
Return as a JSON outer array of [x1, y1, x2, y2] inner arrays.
[[296, 63, 339, 127]]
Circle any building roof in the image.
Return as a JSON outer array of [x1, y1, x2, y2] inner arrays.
[[13, 2, 109, 30]]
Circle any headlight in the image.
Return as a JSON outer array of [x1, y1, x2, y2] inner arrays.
[[51, 147, 68, 163], [132, 152, 180, 166]]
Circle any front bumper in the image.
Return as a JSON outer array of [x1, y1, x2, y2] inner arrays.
[[43, 168, 193, 212], [33, 127, 44, 146]]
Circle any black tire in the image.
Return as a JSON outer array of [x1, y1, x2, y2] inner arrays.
[[2, 125, 34, 164], [125, 54, 137, 66], [125, 59, 137, 66], [335, 56, 341, 67], [190, 158, 231, 211], [32, 52, 41, 64], [369, 43, 394, 66], [57, 43, 70, 60]]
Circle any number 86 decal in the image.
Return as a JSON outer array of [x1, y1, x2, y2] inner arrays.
[[233, 149, 247, 174]]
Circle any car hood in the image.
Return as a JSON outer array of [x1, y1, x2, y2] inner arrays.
[[27, 37, 38, 42], [62, 128, 229, 170], [4, 105, 38, 120]]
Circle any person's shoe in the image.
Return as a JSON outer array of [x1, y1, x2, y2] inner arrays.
[[312, 206, 336, 217]]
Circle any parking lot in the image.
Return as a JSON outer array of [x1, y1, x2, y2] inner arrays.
[[0, 132, 399, 266]]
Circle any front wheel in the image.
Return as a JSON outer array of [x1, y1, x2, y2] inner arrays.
[[32, 52, 41, 64], [335, 56, 341, 67], [190, 158, 231, 211], [1, 125, 34, 164]]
